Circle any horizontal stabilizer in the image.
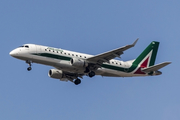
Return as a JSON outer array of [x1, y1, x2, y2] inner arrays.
[[141, 62, 171, 73]]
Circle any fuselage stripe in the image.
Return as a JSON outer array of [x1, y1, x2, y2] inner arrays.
[[32, 53, 139, 73]]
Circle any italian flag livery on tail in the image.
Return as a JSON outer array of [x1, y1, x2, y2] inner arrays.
[[131, 41, 170, 76]]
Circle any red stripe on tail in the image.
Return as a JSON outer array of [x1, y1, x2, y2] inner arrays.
[[134, 57, 149, 74]]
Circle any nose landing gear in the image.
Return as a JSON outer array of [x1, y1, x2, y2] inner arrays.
[[27, 67, 32, 71], [26, 60, 32, 71]]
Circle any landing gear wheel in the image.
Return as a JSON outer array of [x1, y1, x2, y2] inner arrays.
[[89, 71, 95, 78], [27, 67, 32, 71], [26, 60, 32, 71], [74, 79, 81, 85]]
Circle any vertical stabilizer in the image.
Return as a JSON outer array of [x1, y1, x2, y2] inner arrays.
[[133, 41, 159, 68]]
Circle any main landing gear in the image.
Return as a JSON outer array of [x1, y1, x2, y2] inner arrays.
[[88, 71, 95, 78], [84, 67, 96, 78], [74, 78, 81, 85], [74, 71, 95, 85], [26, 60, 32, 71]]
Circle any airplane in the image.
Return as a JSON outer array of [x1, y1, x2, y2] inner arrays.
[[9, 39, 171, 85]]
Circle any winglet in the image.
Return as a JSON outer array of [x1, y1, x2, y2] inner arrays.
[[132, 38, 139, 46]]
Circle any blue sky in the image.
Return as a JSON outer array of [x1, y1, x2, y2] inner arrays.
[[1, 0, 179, 120]]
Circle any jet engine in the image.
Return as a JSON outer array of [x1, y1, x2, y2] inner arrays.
[[48, 69, 64, 79], [70, 58, 88, 68]]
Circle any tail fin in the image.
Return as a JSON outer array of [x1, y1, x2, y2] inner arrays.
[[133, 41, 159, 68]]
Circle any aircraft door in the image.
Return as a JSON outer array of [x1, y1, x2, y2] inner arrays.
[[27, 44, 36, 59], [36, 45, 42, 54]]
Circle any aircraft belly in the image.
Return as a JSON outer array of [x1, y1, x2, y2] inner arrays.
[[31, 55, 56, 66], [30, 54, 85, 73], [96, 68, 133, 77]]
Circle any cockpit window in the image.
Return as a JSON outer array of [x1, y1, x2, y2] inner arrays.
[[19, 45, 29, 48]]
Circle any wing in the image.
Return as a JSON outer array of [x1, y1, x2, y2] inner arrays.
[[141, 62, 171, 73], [87, 38, 139, 64]]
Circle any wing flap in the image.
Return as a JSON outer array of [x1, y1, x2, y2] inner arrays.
[[141, 62, 171, 73]]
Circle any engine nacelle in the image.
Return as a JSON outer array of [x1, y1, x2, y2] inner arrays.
[[70, 58, 88, 68], [48, 69, 64, 79]]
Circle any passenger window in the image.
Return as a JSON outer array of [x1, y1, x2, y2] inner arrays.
[[72, 54, 74, 56], [68, 53, 70, 55], [45, 49, 47, 51]]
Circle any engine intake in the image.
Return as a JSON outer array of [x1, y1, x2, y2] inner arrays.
[[70, 58, 88, 68], [48, 69, 64, 79]]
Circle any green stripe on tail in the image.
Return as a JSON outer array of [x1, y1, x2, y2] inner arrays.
[[133, 41, 159, 67]]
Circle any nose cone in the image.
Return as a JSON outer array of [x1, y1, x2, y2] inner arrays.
[[9, 49, 18, 57]]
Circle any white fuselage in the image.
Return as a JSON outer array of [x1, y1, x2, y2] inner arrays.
[[9, 44, 148, 78]]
